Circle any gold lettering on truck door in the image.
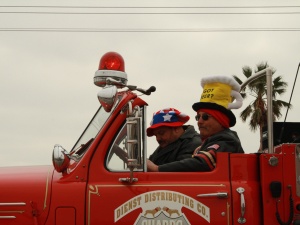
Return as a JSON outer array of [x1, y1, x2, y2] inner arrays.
[[114, 190, 210, 224]]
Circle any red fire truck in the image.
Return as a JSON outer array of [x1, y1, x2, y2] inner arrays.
[[0, 52, 299, 225]]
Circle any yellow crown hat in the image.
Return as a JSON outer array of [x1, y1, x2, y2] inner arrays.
[[192, 76, 243, 127]]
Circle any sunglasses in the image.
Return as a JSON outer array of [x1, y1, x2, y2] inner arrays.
[[195, 113, 211, 121]]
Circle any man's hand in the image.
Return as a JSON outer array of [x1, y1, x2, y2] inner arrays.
[[147, 159, 159, 172]]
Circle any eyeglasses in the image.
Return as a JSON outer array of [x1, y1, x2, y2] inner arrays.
[[195, 113, 211, 121]]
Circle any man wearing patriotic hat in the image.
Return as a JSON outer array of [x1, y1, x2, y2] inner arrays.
[[147, 76, 244, 172], [146, 108, 201, 171]]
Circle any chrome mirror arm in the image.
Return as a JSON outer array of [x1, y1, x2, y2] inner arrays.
[[106, 77, 156, 96]]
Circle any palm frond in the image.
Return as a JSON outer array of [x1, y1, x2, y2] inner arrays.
[[242, 66, 253, 78]]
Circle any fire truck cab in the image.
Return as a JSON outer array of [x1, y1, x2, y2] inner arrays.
[[0, 52, 300, 225]]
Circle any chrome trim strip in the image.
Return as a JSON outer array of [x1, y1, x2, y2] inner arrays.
[[0, 216, 16, 219], [93, 183, 226, 187], [0, 203, 26, 206], [0, 211, 24, 214], [197, 192, 228, 198]]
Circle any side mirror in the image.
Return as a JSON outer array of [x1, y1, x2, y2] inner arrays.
[[97, 85, 118, 112], [126, 105, 142, 170], [126, 117, 141, 170], [52, 144, 70, 173]]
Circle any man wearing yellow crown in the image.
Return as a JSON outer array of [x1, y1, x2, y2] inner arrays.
[[147, 76, 244, 172]]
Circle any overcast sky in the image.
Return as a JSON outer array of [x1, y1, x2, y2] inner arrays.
[[1, 0, 300, 167]]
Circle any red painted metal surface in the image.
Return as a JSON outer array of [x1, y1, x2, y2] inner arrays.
[[0, 165, 52, 225]]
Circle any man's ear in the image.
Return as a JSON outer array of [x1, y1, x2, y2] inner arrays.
[[174, 126, 184, 134]]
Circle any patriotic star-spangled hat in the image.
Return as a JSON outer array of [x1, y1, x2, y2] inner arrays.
[[146, 108, 190, 137], [192, 75, 243, 127]]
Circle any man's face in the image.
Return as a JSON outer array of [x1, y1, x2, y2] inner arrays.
[[153, 126, 178, 148], [196, 111, 224, 140]]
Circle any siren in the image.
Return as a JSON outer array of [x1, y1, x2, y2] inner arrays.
[[94, 51, 128, 88]]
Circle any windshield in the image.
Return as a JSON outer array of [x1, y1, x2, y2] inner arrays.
[[71, 98, 120, 152]]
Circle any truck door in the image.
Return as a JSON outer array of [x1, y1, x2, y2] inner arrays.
[[86, 106, 233, 225]]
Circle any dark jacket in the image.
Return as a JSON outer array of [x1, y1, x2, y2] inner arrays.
[[158, 128, 244, 172], [149, 125, 201, 167]]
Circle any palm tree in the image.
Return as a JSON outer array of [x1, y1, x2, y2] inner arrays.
[[233, 62, 291, 152]]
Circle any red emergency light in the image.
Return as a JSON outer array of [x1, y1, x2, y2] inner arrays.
[[94, 51, 128, 87], [99, 52, 125, 71]]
